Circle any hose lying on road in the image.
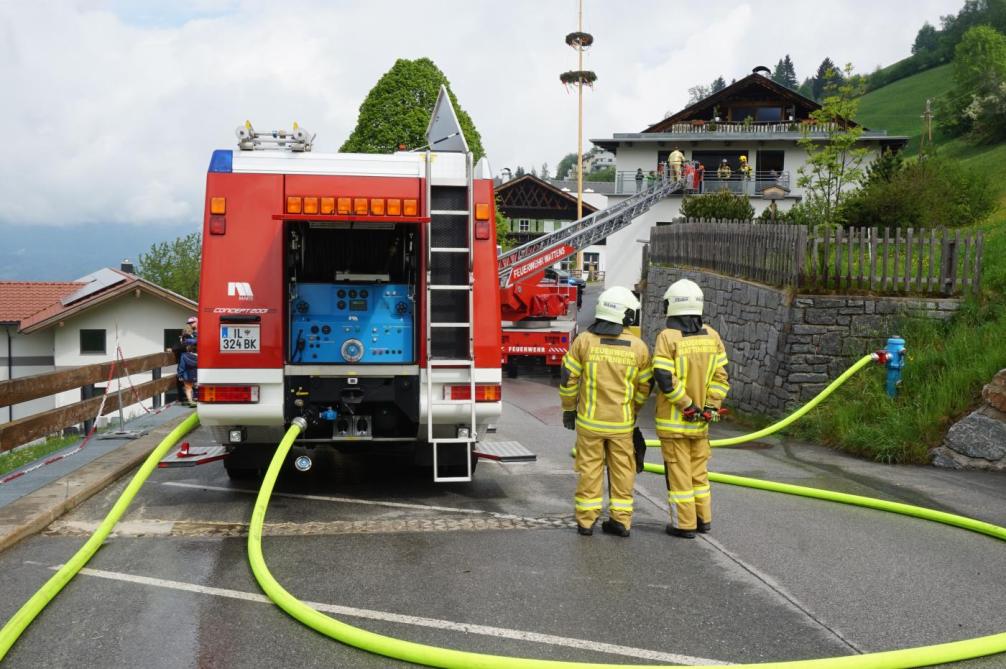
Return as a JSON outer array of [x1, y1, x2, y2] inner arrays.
[[252, 410, 1006, 665], [0, 413, 199, 661]]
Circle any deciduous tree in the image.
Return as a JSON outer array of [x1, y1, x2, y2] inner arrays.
[[341, 58, 485, 161], [137, 232, 201, 300], [797, 64, 871, 228]]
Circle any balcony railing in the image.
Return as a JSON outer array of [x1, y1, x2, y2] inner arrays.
[[657, 121, 839, 134], [614, 170, 791, 196]]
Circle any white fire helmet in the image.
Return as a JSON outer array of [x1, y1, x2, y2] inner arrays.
[[663, 279, 704, 317], [595, 286, 641, 325]]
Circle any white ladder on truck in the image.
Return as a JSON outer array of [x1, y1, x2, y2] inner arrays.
[[422, 93, 478, 483]]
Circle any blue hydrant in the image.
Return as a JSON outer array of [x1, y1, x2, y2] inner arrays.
[[884, 336, 906, 398]]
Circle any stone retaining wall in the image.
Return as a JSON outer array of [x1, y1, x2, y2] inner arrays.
[[643, 267, 960, 415]]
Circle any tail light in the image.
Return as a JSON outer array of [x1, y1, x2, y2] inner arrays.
[[197, 385, 260, 403], [445, 384, 501, 402]]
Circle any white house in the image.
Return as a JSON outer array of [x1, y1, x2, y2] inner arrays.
[[591, 69, 908, 288], [0, 263, 196, 428]]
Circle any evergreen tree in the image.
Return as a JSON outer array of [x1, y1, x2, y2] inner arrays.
[[798, 77, 815, 99], [710, 76, 727, 93], [341, 58, 485, 161], [771, 58, 787, 85], [812, 57, 841, 99], [541, 162, 550, 180], [782, 55, 798, 88], [514, 166, 526, 177]]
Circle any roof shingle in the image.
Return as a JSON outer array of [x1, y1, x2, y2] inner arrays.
[[0, 281, 82, 325]]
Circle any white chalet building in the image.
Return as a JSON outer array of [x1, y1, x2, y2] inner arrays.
[[591, 69, 908, 288]]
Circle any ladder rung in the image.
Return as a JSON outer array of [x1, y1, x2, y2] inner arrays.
[[427, 359, 474, 366], [430, 210, 469, 215], [430, 322, 471, 328], [432, 399, 478, 406], [428, 284, 471, 290], [432, 437, 476, 444], [430, 247, 470, 253]]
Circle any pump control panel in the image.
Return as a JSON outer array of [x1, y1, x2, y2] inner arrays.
[[290, 283, 414, 363]]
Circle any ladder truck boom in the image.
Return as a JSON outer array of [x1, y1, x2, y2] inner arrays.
[[498, 177, 683, 289], [497, 177, 683, 377]]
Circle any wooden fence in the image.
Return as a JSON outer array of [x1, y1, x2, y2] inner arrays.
[[649, 220, 984, 295], [649, 221, 807, 288], [0, 351, 176, 453]]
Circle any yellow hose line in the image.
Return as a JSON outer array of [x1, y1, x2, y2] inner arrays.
[[659, 353, 874, 450], [0, 413, 199, 660], [252, 421, 1006, 668]]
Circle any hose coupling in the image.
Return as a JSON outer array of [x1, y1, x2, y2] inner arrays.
[[291, 416, 308, 432]]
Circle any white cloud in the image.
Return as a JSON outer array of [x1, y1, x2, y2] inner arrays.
[[0, 0, 961, 226]]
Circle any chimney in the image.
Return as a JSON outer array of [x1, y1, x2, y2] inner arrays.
[[120, 259, 135, 274]]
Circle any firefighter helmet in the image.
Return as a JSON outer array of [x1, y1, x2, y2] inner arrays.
[[663, 279, 704, 316], [595, 286, 641, 325], [739, 155, 748, 162], [186, 316, 198, 326]]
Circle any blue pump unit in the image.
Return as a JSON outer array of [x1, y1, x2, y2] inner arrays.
[[290, 283, 414, 363], [884, 335, 906, 398]]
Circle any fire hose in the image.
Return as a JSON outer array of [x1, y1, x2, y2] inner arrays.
[[4, 352, 1006, 667]]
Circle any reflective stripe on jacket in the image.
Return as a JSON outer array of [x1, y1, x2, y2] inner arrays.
[[653, 325, 729, 438], [560, 330, 652, 435]]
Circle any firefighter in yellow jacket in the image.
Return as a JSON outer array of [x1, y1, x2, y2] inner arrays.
[[652, 279, 729, 538], [560, 286, 652, 537]]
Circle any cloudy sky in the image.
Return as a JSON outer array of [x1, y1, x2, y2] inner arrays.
[[1, 0, 960, 229]]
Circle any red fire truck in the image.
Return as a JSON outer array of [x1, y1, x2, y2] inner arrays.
[[496, 177, 681, 375], [196, 88, 499, 482]]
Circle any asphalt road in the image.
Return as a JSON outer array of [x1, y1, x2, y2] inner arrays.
[[1, 285, 1005, 668]]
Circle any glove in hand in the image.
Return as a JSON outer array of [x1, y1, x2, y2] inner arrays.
[[562, 411, 577, 430], [682, 405, 701, 422]]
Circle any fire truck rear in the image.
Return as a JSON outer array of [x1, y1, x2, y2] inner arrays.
[[196, 88, 501, 482]]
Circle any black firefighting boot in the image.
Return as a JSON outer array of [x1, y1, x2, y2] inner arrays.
[[697, 520, 711, 534], [601, 519, 630, 537], [577, 523, 594, 536], [666, 525, 696, 539]]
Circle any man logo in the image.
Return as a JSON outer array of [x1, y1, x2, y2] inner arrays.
[[227, 282, 254, 301]]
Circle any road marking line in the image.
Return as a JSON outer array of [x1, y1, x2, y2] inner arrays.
[[53, 564, 730, 665], [161, 481, 527, 519]]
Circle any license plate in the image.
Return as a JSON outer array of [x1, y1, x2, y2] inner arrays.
[[220, 325, 260, 353]]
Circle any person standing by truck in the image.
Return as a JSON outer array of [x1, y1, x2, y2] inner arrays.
[[652, 279, 729, 538], [560, 287, 652, 537], [177, 338, 198, 408]]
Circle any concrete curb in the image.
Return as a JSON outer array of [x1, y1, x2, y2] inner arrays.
[[0, 415, 189, 555]]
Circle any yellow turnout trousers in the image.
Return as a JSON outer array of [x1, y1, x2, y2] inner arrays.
[[574, 430, 636, 529], [659, 436, 711, 530]]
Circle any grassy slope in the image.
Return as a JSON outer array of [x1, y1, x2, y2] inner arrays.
[[787, 66, 1006, 463], [858, 64, 954, 154]]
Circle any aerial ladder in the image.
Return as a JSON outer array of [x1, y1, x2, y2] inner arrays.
[[497, 176, 684, 376]]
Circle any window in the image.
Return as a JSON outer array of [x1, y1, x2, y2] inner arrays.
[[80, 329, 106, 355], [517, 219, 530, 232]]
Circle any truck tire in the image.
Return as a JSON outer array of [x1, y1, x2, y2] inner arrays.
[[223, 461, 262, 480]]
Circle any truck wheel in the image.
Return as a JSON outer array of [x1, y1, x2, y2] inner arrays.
[[224, 458, 262, 480]]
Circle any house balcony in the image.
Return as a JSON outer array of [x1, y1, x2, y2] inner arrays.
[[613, 170, 791, 196]]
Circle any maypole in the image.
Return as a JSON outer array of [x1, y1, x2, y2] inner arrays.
[[561, 0, 595, 274]]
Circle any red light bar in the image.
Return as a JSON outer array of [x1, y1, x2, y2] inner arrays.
[[446, 384, 501, 402], [197, 385, 260, 403]]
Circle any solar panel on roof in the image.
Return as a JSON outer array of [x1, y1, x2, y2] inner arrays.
[[61, 268, 126, 305]]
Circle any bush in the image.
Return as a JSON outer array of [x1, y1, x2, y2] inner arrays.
[[680, 191, 754, 220], [839, 157, 996, 229]]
